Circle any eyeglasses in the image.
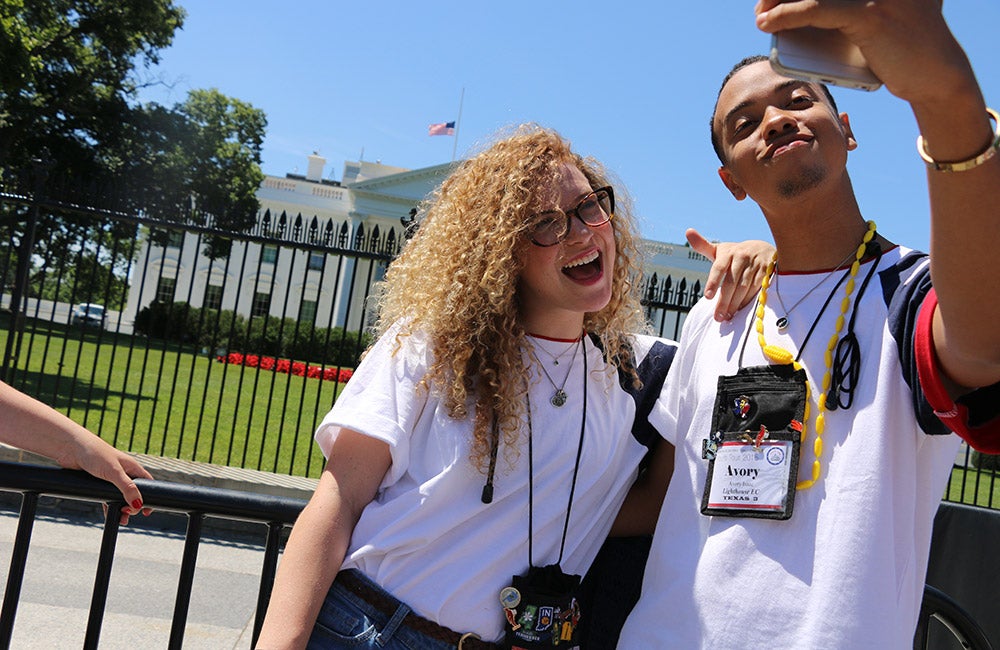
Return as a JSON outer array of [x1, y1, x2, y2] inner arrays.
[[528, 186, 615, 247]]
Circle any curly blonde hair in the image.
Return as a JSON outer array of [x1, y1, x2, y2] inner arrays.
[[372, 124, 649, 472]]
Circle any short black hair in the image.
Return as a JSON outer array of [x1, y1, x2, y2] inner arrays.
[[709, 55, 839, 164]]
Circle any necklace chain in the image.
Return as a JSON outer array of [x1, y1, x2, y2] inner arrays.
[[773, 245, 859, 331], [755, 220, 877, 490], [532, 337, 582, 407], [531, 335, 581, 366], [481, 338, 589, 504]]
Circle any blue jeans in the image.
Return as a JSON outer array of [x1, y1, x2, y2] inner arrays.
[[307, 570, 468, 650]]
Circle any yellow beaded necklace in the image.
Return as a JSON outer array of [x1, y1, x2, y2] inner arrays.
[[754, 220, 878, 490]]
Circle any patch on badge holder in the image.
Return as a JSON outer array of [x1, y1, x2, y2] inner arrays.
[[732, 394, 754, 420], [501, 565, 581, 649]]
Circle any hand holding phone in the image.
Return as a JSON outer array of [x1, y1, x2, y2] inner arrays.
[[770, 27, 882, 92]]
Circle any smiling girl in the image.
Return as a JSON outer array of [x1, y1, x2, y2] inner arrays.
[[256, 125, 768, 650]]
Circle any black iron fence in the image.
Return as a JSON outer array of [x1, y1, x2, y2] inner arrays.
[[0, 172, 701, 479], [2, 169, 997, 503], [0, 169, 406, 478], [1, 462, 995, 649], [0, 460, 303, 649], [1, 170, 998, 649]]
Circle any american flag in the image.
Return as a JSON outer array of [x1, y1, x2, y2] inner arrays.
[[428, 121, 455, 136]]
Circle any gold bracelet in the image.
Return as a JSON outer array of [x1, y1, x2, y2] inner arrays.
[[917, 107, 1000, 172]]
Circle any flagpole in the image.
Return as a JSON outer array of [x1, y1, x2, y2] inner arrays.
[[452, 87, 465, 162]]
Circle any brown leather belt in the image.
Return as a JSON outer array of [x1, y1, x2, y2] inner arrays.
[[336, 570, 501, 650]]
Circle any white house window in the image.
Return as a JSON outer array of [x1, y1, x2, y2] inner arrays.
[[261, 245, 278, 264], [251, 291, 271, 317], [166, 230, 185, 248], [203, 284, 223, 310], [298, 299, 318, 325], [307, 251, 325, 272], [155, 276, 176, 303], [153, 229, 185, 249]]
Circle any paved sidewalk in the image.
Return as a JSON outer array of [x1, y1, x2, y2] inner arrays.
[[0, 503, 267, 649]]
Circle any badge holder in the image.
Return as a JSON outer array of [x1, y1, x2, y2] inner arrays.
[[700, 364, 807, 520], [501, 564, 581, 649]]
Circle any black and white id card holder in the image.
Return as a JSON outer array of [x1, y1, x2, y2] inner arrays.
[[701, 364, 807, 520]]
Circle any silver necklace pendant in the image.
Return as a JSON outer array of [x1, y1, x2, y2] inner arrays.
[[531, 336, 580, 408], [776, 316, 789, 331]]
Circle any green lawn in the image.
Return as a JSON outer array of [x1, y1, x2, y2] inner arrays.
[[946, 466, 1000, 509], [5, 316, 1000, 498], [2, 317, 344, 478]]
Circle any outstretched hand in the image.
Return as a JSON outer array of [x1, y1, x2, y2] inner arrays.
[[756, 0, 1000, 393], [687, 228, 774, 322]]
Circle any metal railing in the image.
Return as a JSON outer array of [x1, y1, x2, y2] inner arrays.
[[0, 460, 305, 650], [2, 457, 997, 650], [946, 444, 1000, 509]]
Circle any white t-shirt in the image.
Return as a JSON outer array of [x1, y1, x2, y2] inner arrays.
[[620, 247, 999, 649], [316, 328, 675, 642]]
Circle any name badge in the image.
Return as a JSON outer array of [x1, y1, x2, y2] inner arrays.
[[701, 429, 800, 520], [703, 364, 807, 520]]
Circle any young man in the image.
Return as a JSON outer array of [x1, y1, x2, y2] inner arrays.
[[619, 1, 1000, 647]]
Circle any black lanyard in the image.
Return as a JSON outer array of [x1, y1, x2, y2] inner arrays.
[[737, 244, 882, 411], [527, 338, 588, 568]]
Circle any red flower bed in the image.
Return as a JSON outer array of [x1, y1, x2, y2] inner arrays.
[[217, 352, 354, 383]]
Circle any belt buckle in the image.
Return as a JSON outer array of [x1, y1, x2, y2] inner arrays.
[[458, 632, 481, 649]]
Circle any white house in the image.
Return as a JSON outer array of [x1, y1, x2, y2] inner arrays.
[[123, 154, 710, 336]]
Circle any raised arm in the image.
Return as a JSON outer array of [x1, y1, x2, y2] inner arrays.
[[756, 0, 1000, 391], [256, 427, 391, 649]]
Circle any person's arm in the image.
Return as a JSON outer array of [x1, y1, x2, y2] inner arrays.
[[256, 427, 391, 649], [0, 381, 151, 523], [610, 441, 674, 537], [756, 0, 1000, 393], [686, 228, 774, 322]]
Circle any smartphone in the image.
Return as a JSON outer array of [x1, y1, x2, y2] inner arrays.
[[770, 28, 882, 92]]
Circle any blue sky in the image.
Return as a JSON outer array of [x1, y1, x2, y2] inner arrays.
[[139, 1, 1000, 251]]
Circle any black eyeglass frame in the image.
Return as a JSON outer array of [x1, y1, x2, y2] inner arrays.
[[527, 185, 615, 247]]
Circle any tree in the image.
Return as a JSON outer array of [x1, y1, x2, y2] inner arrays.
[[1, 1, 267, 304], [0, 0, 185, 314], [33, 251, 131, 310], [129, 89, 268, 258], [184, 90, 267, 236], [0, 0, 186, 175]]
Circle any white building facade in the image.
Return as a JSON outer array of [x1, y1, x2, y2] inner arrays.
[[123, 154, 710, 338]]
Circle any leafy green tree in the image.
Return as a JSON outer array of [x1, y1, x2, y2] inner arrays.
[[1, 0, 267, 314], [33, 252, 132, 310], [0, 0, 185, 317], [0, 0, 185, 174], [127, 89, 267, 258]]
